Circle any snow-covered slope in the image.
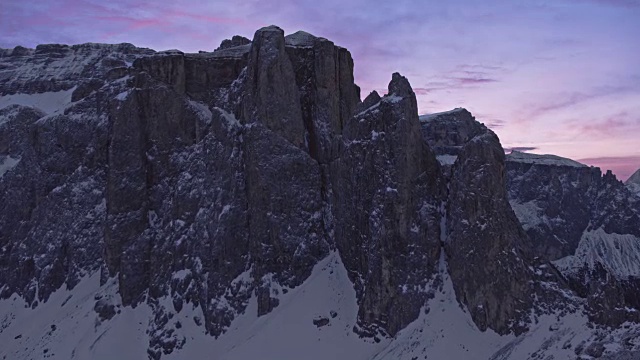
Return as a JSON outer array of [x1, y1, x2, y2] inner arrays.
[[0, 87, 75, 115], [0, 274, 151, 360], [506, 150, 587, 168], [3, 251, 640, 360], [419, 107, 467, 122]]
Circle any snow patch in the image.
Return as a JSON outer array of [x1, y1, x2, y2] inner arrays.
[[0, 274, 151, 360], [509, 200, 547, 231], [383, 95, 403, 103], [436, 154, 458, 165], [0, 155, 20, 178], [0, 87, 75, 115], [419, 108, 466, 122], [373, 253, 510, 359], [213, 107, 241, 128], [115, 90, 130, 101], [506, 150, 586, 168], [187, 100, 212, 124]]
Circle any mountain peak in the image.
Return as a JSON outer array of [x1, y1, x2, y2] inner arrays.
[[506, 151, 587, 168], [626, 168, 640, 185], [387, 72, 414, 98]]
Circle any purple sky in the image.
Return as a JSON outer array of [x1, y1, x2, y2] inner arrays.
[[2, 0, 639, 179]]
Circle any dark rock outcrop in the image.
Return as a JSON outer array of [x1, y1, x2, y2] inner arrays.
[[284, 30, 360, 163], [421, 108, 534, 335], [216, 35, 251, 51], [332, 73, 444, 336], [506, 151, 640, 326]]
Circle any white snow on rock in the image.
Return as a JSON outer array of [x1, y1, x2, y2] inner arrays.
[[553, 228, 640, 279], [2, 249, 640, 359], [419, 108, 466, 122], [187, 100, 212, 124], [170, 251, 385, 359], [114, 90, 130, 101], [0, 274, 151, 360], [382, 94, 403, 103], [0, 87, 75, 115], [373, 253, 510, 360], [213, 107, 241, 128], [509, 200, 547, 231], [436, 154, 458, 166], [506, 150, 587, 168], [0, 155, 20, 178]]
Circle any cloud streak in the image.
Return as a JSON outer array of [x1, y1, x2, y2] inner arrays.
[[504, 146, 539, 153]]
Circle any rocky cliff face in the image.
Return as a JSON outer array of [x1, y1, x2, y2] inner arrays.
[[506, 151, 640, 326], [420, 109, 534, 335], [332, 73, 444, 337], [0, 26, 441, 356], [2, 25, 640, 359]]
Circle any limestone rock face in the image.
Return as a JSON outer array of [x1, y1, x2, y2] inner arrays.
[[284, 31, 360, 163], [332, 73, 444, 336], [506, 151, 640, 327], [506, 154, 598, 260], [3, 26, 640, 359], [242, 26, 305, 148], [421, 109, 534, 335]]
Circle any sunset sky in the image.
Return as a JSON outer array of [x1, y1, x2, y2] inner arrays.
[[2, 0, 639, 179]]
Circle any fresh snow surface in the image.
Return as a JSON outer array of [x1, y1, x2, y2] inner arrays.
[[553, 227, 640, 279], [509, 200, 547, 231], [382, 94, 403, 103], [0, 274, 151, 360], [419, 108, 465, 122], [0, 155, 20, 178], [187, 100, 212, 124], [0, 88, 75, 115], [213, 106, 240, 128], [374, 253, 510, 360], [2, 250, 639, 359], [506, 150, 586, 168], [490, 311, 593, 360], [166, 251, 387, 360], [436, 154, 458, 166]]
